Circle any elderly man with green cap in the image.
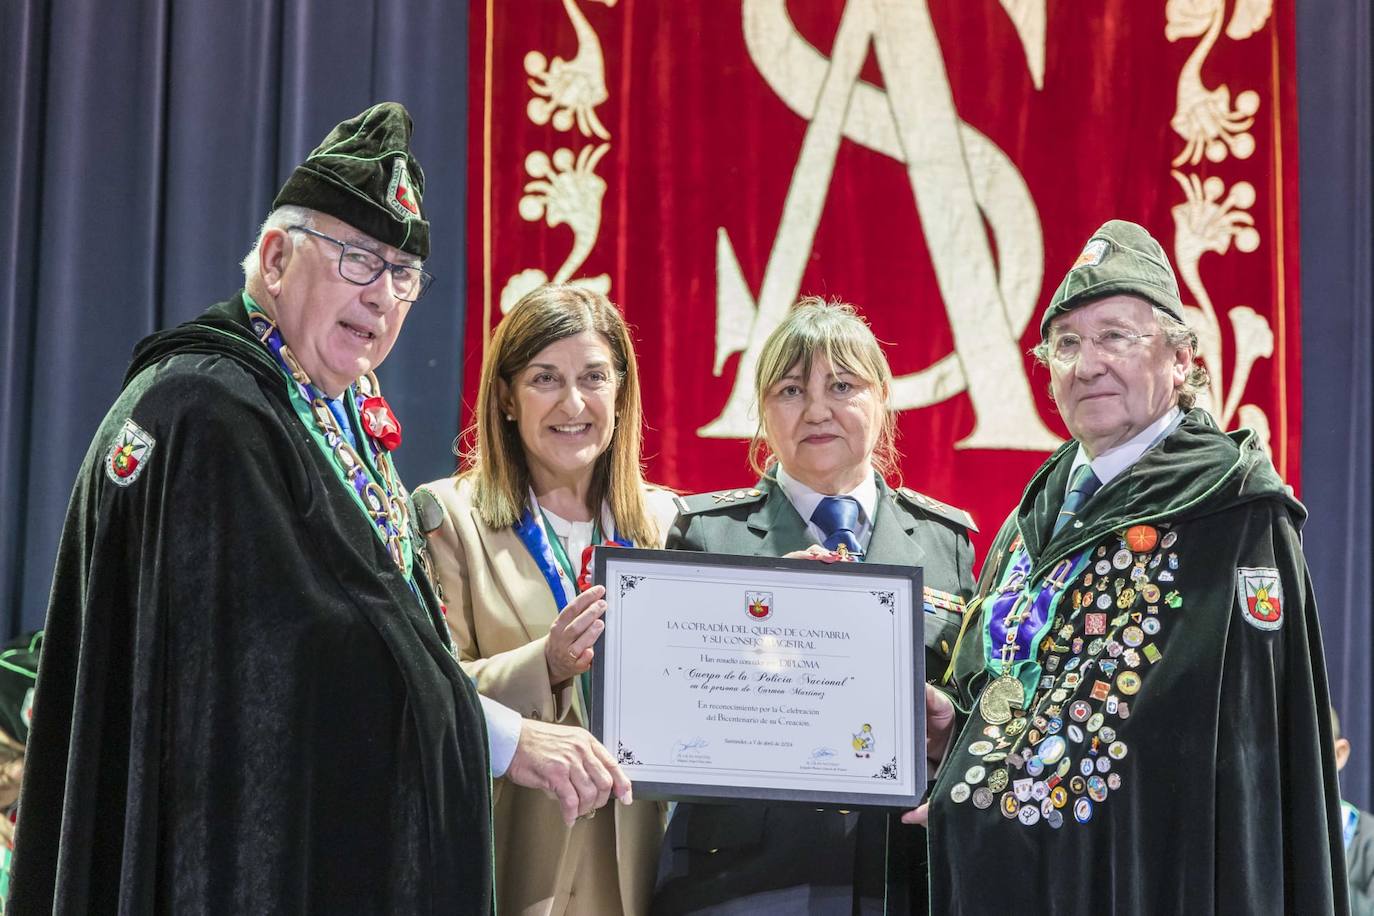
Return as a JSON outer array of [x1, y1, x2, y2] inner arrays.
[[9, 103, 629, 915], [907, 220, 1348, 912]]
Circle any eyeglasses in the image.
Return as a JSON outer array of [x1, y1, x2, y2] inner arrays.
[[289, 225, 433, 302], [1047, 329, 1156, 365]]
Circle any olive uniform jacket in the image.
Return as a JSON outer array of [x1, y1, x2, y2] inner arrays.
[[415, 475, 679, 916], [651, 474, 977, 916]]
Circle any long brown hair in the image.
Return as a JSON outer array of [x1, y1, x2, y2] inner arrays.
[[460, 284, 658, 546]]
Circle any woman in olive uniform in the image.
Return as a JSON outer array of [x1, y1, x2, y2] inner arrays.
[[651, 297, 977, 916]]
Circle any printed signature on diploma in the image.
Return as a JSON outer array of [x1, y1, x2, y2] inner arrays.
[[673, 737, 709, 755], [810, 747, 839, 760]]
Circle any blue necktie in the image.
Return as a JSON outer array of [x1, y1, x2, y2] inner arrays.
[[811, 496, 863, 557], [1053, 464, 1103, 535]]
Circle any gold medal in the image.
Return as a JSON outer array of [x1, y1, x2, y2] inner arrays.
[[980, 674, 1025, 725]]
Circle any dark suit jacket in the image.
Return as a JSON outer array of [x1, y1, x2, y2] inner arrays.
[[651, 475, 976, 916]]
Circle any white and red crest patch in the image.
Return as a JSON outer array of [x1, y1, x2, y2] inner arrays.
[[1236, 566, 1284, 630], [1071, 238, 1108, 270], [104, 418, 156, 487], [386, 156, 421, 220], [746, 591, 772, 621]]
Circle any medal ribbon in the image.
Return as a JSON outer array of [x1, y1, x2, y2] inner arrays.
[[541, 508, 601, 600], [242, 295, 414, 585], [514, 508, 573, 611], [982, 546, 1092, 704], [513, 506, 629, 709]]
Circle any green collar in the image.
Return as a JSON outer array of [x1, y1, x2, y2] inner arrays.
[[1014, 410, 1294, 573], [240, 293, 416, 583]]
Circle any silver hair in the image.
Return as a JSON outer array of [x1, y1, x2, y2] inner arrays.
[[240, 205, 316, 285], [1031, 305, 1210, 410], [1154, 309, 1210, 410]]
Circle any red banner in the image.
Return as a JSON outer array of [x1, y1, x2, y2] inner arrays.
[[467, 0, 1300, 561]]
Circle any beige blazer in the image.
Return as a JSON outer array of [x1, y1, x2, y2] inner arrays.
[[416, 475, 677, 916]]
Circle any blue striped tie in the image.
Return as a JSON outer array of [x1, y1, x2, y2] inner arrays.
[[1054, 465, 1102, 535]]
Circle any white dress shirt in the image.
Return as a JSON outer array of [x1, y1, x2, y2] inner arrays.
[[775, 465, 879, 551], [1067, 407, 1182, 493], [533, 498, 613, 602], [481, 695, 522, 776]]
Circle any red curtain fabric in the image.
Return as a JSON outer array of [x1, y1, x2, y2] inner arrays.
[[466, 0, 1300, 559]]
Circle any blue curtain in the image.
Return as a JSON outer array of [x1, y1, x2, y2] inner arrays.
[[0, 0, 471, 636], [1297, 1, 1374, 808]]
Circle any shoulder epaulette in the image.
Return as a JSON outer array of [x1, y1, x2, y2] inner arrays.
[[673, 486, 768, 516], [895, 486, 978, 533], [410, 486, 447, 534]]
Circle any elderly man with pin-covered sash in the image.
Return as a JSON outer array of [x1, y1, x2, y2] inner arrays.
[[910, 220, 1348, 915]]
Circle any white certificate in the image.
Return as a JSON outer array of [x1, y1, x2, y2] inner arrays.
[[590, 548, 924, 807]]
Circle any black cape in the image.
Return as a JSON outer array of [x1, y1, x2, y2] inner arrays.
[[930, 410, 1348, 914], [10, 297, 494, 914]]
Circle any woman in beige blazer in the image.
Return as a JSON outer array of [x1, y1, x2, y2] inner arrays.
[[416, 284, 675, 916]]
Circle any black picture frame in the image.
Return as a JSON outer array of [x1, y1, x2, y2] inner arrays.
[[591, 546, 925, 808]]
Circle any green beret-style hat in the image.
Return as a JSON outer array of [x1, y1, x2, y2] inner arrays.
[[0, 630, 40, 744], [1039, 219, 1185, 338], [273, 102, 430, 260]]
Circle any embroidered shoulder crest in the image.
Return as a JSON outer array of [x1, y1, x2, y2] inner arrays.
[[673, 487, 767, 516], [104, 418, 156, 488], [895, 486, 978, 533], [1236, 566, 1284, 631]]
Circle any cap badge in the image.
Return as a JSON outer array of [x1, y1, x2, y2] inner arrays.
[[386, 156, 421, 220], [1071, 238, 1108, 270]]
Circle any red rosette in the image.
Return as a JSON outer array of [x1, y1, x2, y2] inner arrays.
[[360, 396, 403, 451], [578, 545, 596, 592], [578, 540, 619, 592]]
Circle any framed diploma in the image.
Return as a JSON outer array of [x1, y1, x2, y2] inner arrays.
[[590, 548, 924, 808]]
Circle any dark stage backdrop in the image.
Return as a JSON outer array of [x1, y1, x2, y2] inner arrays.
[[1, 0, 1370, 805], [1297, 0, 1374, 808], [0, 0, 472, 632]]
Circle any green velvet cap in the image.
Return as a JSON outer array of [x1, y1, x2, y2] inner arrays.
[[0, 630, 41, 743], [273, 102, 429, 260], [1039, 220, 1184, 338]]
